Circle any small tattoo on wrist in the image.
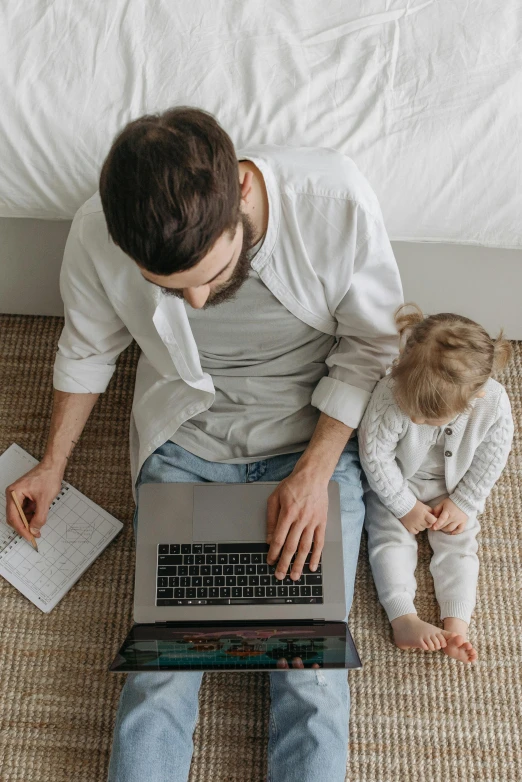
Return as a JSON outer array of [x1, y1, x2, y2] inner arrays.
[[65, 439, 78, 462]]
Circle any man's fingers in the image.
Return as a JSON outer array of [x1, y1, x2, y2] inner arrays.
[[267, 508, 297, 574], [290, 529, 314, 580], [309, 526, 325, 571], [28, 500, 52, 534], [6, 491, 35, 542], [6, 490, 26, 530], [6, 488, 50, 539], [267, 524, 289, 563], [20, 497, 37, 523], [274, 518, 315, 579], [432, 503, 443, 517], [21, 496, 50, 537], [27, 511, 43, 537], [274, 532, 301, 579]]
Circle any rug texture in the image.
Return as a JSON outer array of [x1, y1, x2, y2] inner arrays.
[[0, 314, 520, 782]]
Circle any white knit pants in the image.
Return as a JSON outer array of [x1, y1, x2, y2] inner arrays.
[[364, 486, 480, 625]]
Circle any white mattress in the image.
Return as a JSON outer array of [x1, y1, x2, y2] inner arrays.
[[1, 0, 521, 248]]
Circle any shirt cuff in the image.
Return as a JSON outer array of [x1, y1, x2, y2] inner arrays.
[[311, 377, 371, 429], [53, 355, 116, 394], [449, 491, 481, 517], [386, 488, 418, 519]]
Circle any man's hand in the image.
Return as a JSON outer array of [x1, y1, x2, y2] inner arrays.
[[266, 469, 329, 581], [276, 657, 321, 669], [5, 390, 99, 544], [431, 497, 468, 534], [265, 412, 353, 580], [6, 462, 64, 543], [400, 500, 437, 535]]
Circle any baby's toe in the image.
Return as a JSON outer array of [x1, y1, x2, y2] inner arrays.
[[436, 632, 447, 649]]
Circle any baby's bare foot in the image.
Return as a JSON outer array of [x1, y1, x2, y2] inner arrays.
[[442, 634, 478, 664], [391, 614, 456, 652]]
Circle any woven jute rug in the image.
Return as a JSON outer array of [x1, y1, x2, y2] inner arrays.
[[0, 314, 520, 782]]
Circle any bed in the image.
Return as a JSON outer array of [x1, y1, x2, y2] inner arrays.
[[1, 0, 521, 334]]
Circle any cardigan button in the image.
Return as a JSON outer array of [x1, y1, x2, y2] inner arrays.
[[444, 450, 453, 457], [445, 427, 453, 435]]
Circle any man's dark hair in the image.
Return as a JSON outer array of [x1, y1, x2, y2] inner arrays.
[[99, 106, 241, 275]]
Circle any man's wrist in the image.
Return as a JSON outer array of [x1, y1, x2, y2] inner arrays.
[[41, 451, 68, 475], [293, 413, 354, 483], [292, 452, 333, 484]]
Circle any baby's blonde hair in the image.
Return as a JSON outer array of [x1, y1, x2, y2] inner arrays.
[[391, 304, 512, 420]]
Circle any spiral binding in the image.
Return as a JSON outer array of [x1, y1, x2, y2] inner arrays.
[[50, 483, 70, 508]]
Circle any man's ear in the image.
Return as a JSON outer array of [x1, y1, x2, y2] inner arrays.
[[239, 166, 254, 203]]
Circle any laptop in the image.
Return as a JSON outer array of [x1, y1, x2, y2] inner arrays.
[[110, 481, 361, 672]]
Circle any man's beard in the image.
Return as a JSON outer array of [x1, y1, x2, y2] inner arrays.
[[162, 213, 257, 308]]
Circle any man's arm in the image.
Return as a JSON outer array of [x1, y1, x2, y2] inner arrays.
[[296, 413, 353, 483], [267, 192, 403, 579], [6, 209, 133, 543], [266, 413, 352, 579], [311, 211, 403, 429], [6, 390, 99, 542]]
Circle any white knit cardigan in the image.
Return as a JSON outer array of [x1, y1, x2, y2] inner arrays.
[[358, 375, 514, 518]]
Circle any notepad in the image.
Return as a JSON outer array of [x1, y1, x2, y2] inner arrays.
[[0, 443, 123, 613]]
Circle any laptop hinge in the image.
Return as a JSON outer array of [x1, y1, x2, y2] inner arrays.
[[153, 619, 328, 627]]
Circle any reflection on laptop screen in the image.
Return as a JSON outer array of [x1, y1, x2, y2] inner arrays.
[[110, 623, 361, 672]]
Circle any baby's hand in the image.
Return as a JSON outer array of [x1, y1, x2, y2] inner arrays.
[[431, 498, 468, 534], [400, 500, 437, 535]]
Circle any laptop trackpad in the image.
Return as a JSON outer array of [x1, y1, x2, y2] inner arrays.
[[192, 484, 272, 542]]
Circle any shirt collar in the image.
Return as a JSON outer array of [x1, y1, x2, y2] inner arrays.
[[236, 149, 281, 272]]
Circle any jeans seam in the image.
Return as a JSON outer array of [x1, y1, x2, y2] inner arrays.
[[107, 674, 134, 781], [188, 682, 202, 767]]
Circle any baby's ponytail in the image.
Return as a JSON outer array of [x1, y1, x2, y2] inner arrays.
[[492, 330, 513, 372], [391, 306, 512, 420], [394, 303, 424, 343]]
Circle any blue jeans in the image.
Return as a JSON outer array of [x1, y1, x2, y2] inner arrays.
[[108, 440, 364, 782]]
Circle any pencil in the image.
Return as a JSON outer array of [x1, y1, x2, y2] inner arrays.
[[10, 491, 39, 552]]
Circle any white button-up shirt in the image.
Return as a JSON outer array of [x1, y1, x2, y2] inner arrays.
[[54, 145, 403, 485]]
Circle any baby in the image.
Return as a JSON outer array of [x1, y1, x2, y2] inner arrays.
[[358, 305, 514, 663]]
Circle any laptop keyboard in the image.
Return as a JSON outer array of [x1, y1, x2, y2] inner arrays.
[[156, 543, 323, 606]]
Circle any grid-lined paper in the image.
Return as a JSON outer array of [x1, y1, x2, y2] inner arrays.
[[0, 444, 123, 612]]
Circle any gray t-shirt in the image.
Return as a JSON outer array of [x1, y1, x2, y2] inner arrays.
[[170, 245, 335, 462]]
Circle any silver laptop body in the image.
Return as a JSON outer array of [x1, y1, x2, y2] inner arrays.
[[133, 481, 346, 624]]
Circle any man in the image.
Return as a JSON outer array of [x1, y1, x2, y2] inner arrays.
[[6, 107, 403, 781]]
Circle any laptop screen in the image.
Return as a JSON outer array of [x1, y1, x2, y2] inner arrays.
[[110, 622, 361, 672]]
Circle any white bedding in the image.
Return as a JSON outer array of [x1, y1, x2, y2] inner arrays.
[[1, 0, 521, 248]]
